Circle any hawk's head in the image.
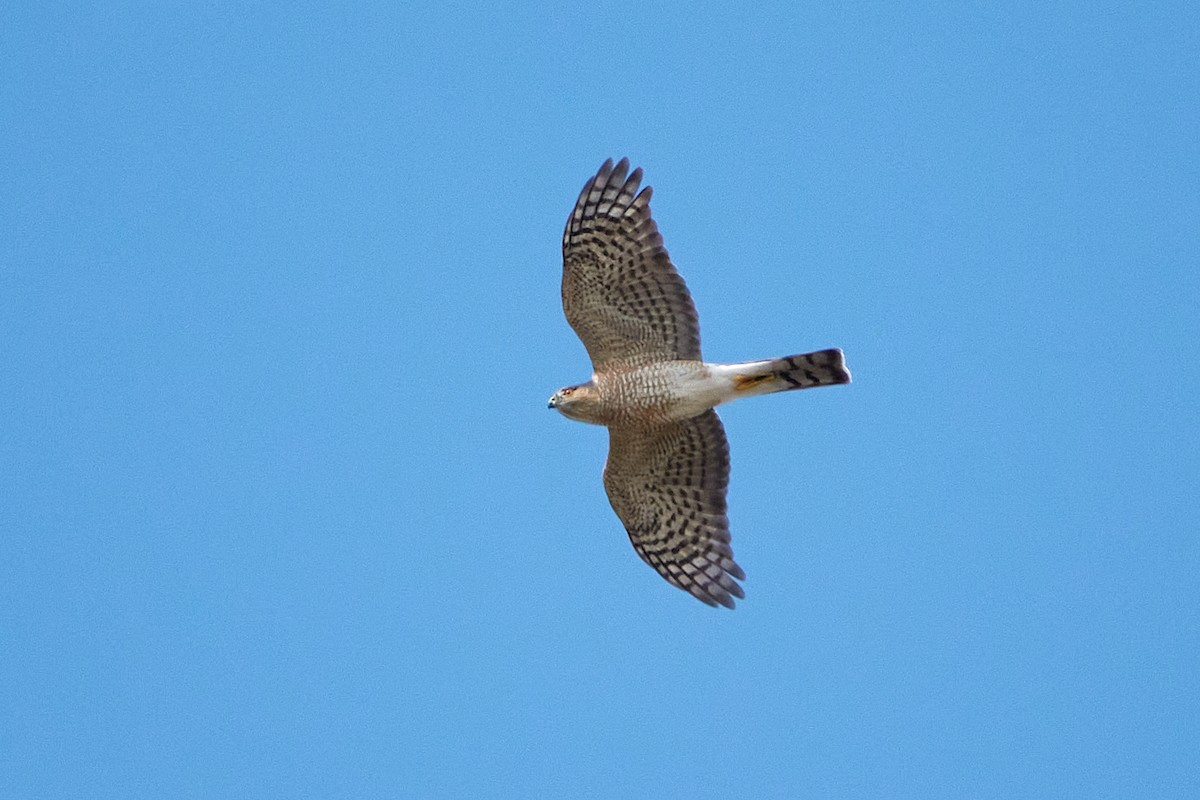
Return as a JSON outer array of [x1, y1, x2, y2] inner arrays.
[[547, 382, 603, 424]]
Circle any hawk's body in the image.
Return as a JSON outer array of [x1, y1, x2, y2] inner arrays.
[[549, 159, 850, 608]]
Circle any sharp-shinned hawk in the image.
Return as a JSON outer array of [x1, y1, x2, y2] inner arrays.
[[548, 158, 850, 608]]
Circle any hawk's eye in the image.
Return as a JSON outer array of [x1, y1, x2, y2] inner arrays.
[[563, 387, 574, 396]]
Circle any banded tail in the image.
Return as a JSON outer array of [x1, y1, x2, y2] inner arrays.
[[725, 348, 851, 398]]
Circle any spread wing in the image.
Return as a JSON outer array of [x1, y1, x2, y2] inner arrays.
[[562, 158, 702, 370], [603, 410, 746, 608]]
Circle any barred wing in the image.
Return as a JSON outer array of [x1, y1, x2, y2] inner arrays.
[[603, 410, 745, 608], [562, 158, 701, 369]]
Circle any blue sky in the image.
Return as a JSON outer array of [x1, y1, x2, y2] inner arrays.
[[3, 2, 1197, 797]]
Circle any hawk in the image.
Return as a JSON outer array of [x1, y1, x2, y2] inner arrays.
[[549, 158, 850, 608]]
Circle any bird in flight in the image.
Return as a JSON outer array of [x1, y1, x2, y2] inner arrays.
[[549, 158, 850, 608]]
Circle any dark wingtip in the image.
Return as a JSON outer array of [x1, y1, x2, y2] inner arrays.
[[608, 157, 630, 187], [590, 159, 615, 189], [695, 581, 742, 610]]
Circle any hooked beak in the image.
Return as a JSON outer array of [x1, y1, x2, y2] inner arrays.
[[547, 396, 557, 409]]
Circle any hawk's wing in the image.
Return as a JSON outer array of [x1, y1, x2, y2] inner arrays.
[[603, 410, 746, 608], [562, 158, 702, 370]]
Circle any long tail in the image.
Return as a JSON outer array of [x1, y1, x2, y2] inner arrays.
[[726, 348, 851, 397]]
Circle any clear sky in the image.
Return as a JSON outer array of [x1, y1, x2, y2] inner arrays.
[[3, 2, 1197, 798]]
